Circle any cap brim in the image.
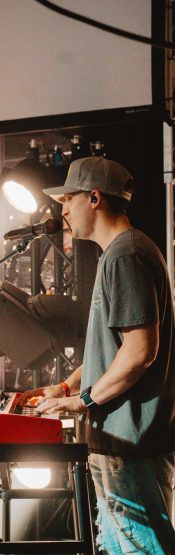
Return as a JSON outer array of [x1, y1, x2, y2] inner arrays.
[[43, 186, 69, 203], [43, 185, 133, 204]]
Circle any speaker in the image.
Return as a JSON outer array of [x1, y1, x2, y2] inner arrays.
[[90, 193, 97, 203]]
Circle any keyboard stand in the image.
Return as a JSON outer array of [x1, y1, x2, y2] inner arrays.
[[0, 443, 95, 555]]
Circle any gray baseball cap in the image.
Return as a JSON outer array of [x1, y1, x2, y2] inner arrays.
[[43, 156, 134, 203]]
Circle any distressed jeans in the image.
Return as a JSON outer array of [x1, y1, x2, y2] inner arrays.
[[89, 452, 175, 555]]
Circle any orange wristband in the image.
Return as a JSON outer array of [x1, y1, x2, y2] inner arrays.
[[60, 381, 70, 397]]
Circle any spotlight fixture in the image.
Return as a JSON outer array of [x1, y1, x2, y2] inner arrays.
[[2, 159, 51, 215], [3, 180, 37, 214], [1, 140, 69, 215], [12, 466, 51, 489]]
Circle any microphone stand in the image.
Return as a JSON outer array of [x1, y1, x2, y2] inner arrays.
[[0, 237, 34, 265], [0, 235, 38, 389], [0, 227, 69, 388]]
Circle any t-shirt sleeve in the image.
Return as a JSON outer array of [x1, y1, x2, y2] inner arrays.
[[106, 254, 159, 328]]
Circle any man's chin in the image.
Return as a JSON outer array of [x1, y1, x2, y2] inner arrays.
[[72, 227, 91, 241], [73, 233, 83, 240], [73, 228, 82, 239]]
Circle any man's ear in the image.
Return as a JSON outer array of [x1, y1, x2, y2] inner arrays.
[[89, 190, 101, 207]]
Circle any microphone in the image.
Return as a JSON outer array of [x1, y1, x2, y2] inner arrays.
[[4, 218, 62, 241]]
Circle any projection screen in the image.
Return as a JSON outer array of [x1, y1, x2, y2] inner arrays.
[[0, 0, 164, 132]]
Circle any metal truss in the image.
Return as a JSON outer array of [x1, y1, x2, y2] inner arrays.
[[164, 1, 175, 306]]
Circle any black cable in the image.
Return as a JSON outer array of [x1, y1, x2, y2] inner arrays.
[[34, 0, 175, 51]]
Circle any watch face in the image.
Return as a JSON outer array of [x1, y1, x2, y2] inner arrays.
[[83, 386, 91, 394], [80, 388, 94, 407]]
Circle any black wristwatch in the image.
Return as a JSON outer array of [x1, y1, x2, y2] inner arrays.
[[80, 386, 95, 407]]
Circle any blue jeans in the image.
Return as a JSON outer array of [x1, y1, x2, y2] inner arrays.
[[89, 452, 175, 555]]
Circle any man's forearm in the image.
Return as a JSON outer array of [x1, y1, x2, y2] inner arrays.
[[64, 364, 82, 394], [39, 365, 82, 401], [52, 365, 82, 397]]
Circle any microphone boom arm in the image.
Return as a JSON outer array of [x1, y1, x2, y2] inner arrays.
[[0, 237, 34, 265]]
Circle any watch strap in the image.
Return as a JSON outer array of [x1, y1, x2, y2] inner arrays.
[[80, 387, 95, 407]]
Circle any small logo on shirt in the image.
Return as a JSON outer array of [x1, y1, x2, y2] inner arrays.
[[91, 287, 102, 309]]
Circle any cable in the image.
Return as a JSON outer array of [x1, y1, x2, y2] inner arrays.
[[34, 0, 175, 51]]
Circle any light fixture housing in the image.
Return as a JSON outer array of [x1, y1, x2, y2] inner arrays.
[[1, 160, 69, 215], [2, 159, 50, 214]]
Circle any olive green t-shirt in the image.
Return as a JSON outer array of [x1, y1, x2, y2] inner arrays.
[[78, 229, 175, 455]]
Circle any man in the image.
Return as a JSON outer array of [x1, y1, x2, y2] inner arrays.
[[19, 157, 175, 554]]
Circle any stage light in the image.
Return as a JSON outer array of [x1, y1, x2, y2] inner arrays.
[[1, 159, 69, 215], [12, 467, 51, 489], [2, 159, 50, 215], [3, 181, 37, 214]]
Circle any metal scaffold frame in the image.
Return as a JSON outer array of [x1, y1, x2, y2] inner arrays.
[[164, 1, 175, 306]]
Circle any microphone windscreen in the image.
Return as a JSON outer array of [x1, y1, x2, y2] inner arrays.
[[45, 219, 62, 234]]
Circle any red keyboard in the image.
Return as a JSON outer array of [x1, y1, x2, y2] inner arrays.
[[0, 391, 63, 444]]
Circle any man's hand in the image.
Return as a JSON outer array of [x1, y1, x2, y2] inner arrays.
[[17, 384, 66, 407], [38, 395, 87, 414], [16, 365, 83, 408]]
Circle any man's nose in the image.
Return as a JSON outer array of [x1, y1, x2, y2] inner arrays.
[[62, 202, 69, 217]]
